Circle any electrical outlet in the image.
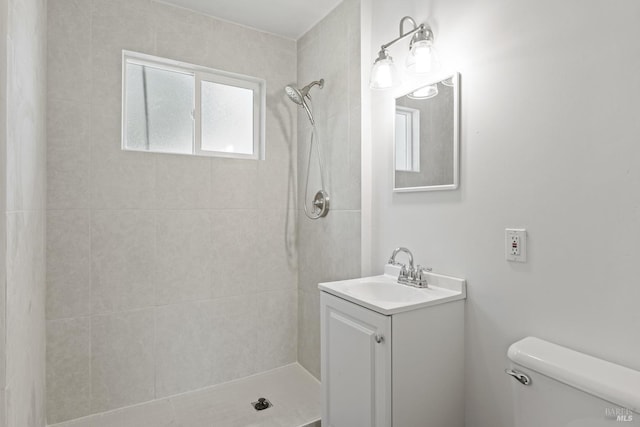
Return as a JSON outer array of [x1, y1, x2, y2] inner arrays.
[[505, 229, 527, 262], [510, 234, 520, 255]]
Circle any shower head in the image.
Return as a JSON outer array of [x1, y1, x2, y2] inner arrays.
[[285, 86, 304, 105], [285, 79, 324, 124]]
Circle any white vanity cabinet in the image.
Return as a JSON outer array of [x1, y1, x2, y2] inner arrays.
[[321, 292, 392, 427], [320, 268, 466, 427]]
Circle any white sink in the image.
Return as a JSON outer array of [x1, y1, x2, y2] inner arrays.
[[318, 264, 466, 315]]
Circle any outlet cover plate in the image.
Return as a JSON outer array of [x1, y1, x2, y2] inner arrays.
[[505, 228, 527, 262]]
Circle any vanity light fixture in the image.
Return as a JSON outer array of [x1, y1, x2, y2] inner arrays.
[[441, 76, 454, 87], [370, 16, 439, 90]]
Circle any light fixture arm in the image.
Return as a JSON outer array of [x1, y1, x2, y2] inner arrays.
[[369, 15, 438, 90], [380, 16, 431, 51]]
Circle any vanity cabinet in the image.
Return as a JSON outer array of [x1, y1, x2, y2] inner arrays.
[[320, 291, 464, 427], [321, 292, 392, 427]]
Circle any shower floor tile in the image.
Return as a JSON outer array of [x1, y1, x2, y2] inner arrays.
[[49, 363, 321, 427]]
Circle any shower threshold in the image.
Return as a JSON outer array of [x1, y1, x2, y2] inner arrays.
[[48, 363, 321, 427]]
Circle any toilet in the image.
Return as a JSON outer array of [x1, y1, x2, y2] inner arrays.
[[508, 337, 640, 427]]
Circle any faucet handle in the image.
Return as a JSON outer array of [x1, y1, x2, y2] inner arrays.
[[416, 265, 432, 287], [399, 264, 408, 278]]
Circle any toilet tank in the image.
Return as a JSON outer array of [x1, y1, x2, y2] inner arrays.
[[507, 337, 640, 427]]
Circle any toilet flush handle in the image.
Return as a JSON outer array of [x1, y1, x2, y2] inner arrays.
[[505, 369, 531, 385]]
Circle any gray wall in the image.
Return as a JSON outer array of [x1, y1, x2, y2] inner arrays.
[[297, 0, 362, 379], [369, 0, 640, 426], [1, 0, 48, 426], [46, 0, 298, 423]]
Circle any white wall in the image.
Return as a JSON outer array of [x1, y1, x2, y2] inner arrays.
[[46, 0, 297, 423], [368, 0, 640, 425], [2, 0, 48, 426]]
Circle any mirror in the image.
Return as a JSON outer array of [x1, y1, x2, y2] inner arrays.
[[394, 72, 459, 192]]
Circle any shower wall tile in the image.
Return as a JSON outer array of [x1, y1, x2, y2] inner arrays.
[[298, 290, 321, 379], [257, 209, 298, 291], [324, 210, 362, 280], [154, 3, 215, 67], [347, 3, 362, 105], [154, 296, 258, 398], [5, 211, 47, 427], [91, 309, 155, 413], [297, 210, 362, 294], [297, 212, 326, 294], [256, 289, 298, 372], [47, 98, 91, 209], [4, 0, 47, 425], [258, 156, 297, 211], [6, 86, 47, 212], [154, 301, 216, 397], [155, 210, 212, 306], [47, 0, 92, 103], [90, 105, 157, 210], [210, 209, 259, 298], [90, 0, 155, 108], [205, 296, 260, 385], [91, 210, 156, 314], [47, 209, 91, 320], [296, 0, 361, 379], [47, 0, 299, 421], [210, 158, 258, 210], [46, 318, 92, 424], [324, 113, 350, 209], [317, 20, 349, 120], [156, 155, 211, 210], [297, 15, 321, 53]]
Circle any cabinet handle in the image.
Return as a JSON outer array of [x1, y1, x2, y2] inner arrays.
[[374, 334, 384, 344]]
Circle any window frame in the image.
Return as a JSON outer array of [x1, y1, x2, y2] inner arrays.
[[121, 50, 266, 160], [394, 105, 421, 173]]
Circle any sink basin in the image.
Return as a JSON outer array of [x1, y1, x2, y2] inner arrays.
[[345, 280, 428, 303], [318, 265, 466, 315]]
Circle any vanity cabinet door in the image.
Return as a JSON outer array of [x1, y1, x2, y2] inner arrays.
[[321, 292, 391, 427]]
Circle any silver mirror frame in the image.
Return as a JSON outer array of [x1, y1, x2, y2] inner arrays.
[[393, 72, 460, 193]]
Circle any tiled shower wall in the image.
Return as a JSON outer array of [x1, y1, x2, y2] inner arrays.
[[2, 0, 48, 426], [46, 0, 298, 423], [297, 0, 362, 378]]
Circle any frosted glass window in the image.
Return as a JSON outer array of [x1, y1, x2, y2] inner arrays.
[[122, 51, 265, 159], [201, 81, 254, 155], [125, 63, 194, 154]]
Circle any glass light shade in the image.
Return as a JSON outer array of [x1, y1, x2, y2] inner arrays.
[[408, 84, 438, 100], [441, 76, 454, 87], [370, 56, 399, 89], [406, 40, 440, 75]]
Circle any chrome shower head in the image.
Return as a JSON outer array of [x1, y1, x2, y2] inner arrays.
[[285, 85, 304, 105], [285, 79, 325, 125]]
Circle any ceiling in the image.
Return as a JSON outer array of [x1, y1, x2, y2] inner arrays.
[[157, 0, 343, 40]]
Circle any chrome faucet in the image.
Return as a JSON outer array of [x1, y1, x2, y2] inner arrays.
[[388, 247, 414, 269], [388, 247, 431, 288]]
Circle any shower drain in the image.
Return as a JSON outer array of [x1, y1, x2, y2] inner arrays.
[[251, 397, 273, 411]]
